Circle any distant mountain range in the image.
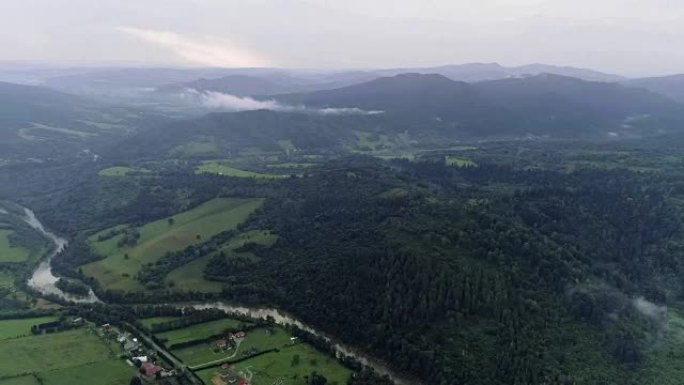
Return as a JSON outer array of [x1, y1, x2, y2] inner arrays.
[[5, 62, 684, 108], [623, 75, 684, 103], [275, 73, 683, 138], [373, 62, 626, 83], [159, 63, 626, 97]]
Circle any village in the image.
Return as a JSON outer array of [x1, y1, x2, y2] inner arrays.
[[101, 322, 183, 384]]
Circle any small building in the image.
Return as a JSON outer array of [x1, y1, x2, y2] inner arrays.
[[141, 362, 164, 377], [102, 323, 113, 333], [220, 372, 238, 384], [132, 356, 149, 363], [234, 331, 246, 338], [124, 340, 141, 353], [216, 339, 228, 349], [220, 363, 231, 370]]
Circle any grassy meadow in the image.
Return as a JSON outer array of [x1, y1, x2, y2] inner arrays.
[[193, 326, 351, 385], [196, 161, 286, 179], [139, 316, 182, 329], [0, 321, 132, 385], [157, 318, 248, 346], [0, 317, 58, 341], [82, 198, 263, 291], [97, 166, 147, 177], [165, 230, 277, 293], [0, 230, 31, 263], [445, 156, 477, 168]]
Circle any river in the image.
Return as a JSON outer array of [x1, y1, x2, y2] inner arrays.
[[23, 207, 413, 385], [23, 208, 101, 303]]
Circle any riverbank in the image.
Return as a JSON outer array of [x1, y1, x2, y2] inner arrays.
[[22, 206, 414, 385]]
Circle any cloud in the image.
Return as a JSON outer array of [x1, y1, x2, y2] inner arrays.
[[117, 27, 270, 67], [633, 297, 667, 322], [188, 89, 383, 115]]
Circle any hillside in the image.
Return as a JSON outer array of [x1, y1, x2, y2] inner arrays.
[[277, 73, 684, 138], [625, 74, 684, 102], [0, 81, 88, 125]]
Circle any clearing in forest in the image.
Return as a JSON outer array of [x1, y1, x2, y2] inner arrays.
[[165, 229, 278, 293], [82, 198, 264, 291], [0, 229, 31, 263], [196, 161, 287, 179]]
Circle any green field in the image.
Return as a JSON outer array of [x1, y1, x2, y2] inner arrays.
[[197, 161, 286, 179], [194, 328, 351, 385], [173, 326, 292, 367], [0, 271, 14, 289], [82, 198, 264, 291], [445, 156, 477, 168], [97, 167, 147, 177], [165, 254, 224, 293], [166, 230, 277, 292], [139, 316, 182, 329], [373, 154, 416, 161], [0, 317, 58, 341], [172, 342, 236, 367], [231, 343, 351, 385], [172, 138, 220, 157], [39, 360, 133, 385], [266, 163, 316, 169], [0, 327, 133, 384], [0, 375, 40, 385], [158, 318, 248, 346], [0, 230, 31, 263]]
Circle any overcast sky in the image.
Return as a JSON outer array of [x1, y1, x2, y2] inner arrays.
[[1, 0, 683, 76]]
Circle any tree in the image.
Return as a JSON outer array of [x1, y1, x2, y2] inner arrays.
[[308, 372, 327, 385]]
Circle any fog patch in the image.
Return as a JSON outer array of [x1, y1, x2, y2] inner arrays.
[[195, 90, 282, 111], [633, 296, 667, 323], [184, 89, 383, 115]]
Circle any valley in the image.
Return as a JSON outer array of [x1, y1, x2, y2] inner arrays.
[[4, 63, 684, 385]]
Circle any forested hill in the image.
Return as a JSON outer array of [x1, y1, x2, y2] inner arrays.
[[43, 152, 684, 385], [625, 74, 684, 103], [276, 73, 684, 138], [0, 81, 89, 125]]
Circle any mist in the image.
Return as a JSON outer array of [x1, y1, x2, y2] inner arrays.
[[188, 89, 384, 115]]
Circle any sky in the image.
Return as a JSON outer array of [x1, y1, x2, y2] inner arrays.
[[1, 0, 683, 76]]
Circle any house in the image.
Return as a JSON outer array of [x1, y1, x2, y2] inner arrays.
[[132, 356, 149, 363], [234, 331, 246, 338], [102, 323, 113, 333], [216, 339, 228, 349], [141, 362, 164, 377], [124, 340, 141, 353], [220, 372, 238, 384], [220, 363, 231, 370], [239, 380, 249, 385]]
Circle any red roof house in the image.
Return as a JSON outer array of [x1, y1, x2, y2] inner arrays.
[[141, 362, 164, 377]]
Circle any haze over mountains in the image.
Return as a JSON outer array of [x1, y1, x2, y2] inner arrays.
[[3, 62, 684, 154]]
